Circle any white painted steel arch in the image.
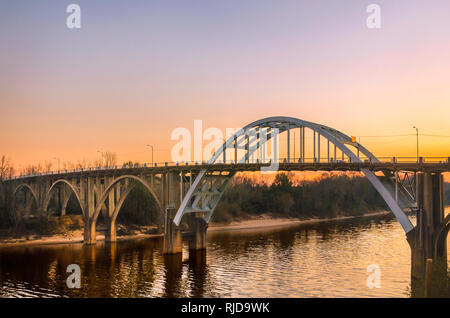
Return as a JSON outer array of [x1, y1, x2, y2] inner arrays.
[[173, 116, 414, 233]]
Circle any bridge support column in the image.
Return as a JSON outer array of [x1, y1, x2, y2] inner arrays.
[[105, 182, 117, 243], [60, 185, 72, 216], [188, 214, 207, 251], [407, 172, 447, 293], [163, 208, 182, 254], [83, 217, 97, 245], [83, 177, 97, 245], [105, 216, 116, 243]]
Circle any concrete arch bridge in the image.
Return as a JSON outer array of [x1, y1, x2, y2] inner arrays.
[[2, 116, 449, 281]]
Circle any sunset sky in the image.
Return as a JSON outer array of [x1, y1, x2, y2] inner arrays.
[[1, 1, 450, 172]]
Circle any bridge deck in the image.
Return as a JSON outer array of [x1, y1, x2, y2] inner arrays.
[[7, 161, 450, 181]]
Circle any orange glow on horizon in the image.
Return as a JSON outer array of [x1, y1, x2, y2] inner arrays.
[[1, 2, 449, 180]]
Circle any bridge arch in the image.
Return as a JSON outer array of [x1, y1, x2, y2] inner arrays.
[[92, 175, 164, 224], [174, 116, 414, 233], [434, 213, 450, 260], [110, 185, 135, 223], [43, 179, 85, 216], [209, 116, 378, 164], [13, 183, 39, 210]]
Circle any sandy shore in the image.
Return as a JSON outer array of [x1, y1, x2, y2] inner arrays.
[[0, 230, 164, 247], [0, 211, 391, 247], [208, 211, 391, 232]]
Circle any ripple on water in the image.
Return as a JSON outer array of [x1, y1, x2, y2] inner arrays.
[[0, 214, 444, 297]]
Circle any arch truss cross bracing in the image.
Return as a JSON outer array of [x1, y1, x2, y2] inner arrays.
[[173, 116, 415, 233]]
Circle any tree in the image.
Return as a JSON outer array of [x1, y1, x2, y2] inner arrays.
[[271, 173, 293, 192], [44, 161, 53, 172], [104, 151, 117, 167], [75, 159, 89, 169], [22, 164, 43, 175], [0, 155, 14, 181]]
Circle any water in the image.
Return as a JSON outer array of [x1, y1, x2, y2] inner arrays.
[[0, 213, 448, 298]]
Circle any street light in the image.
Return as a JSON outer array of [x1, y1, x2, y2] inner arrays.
[[146, 145, 154, 166], [413, 126, 419, 162], [97, 150, 104, 167], [293, 131, 296, 161]]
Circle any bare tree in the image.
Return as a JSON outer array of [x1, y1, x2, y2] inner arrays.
[[75, 159, 89, 169], [104, 151, 117, 168], [21, 163, 43, 175], [93, 158, 102, 168], [0, 155, 9, 180], [44, 161, 53, 172], [0, 155, 14, 181]]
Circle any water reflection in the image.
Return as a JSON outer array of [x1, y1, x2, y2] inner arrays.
[[0, 214, 447, 297]]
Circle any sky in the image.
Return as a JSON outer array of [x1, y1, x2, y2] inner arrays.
[[1, 1, 450, 172]]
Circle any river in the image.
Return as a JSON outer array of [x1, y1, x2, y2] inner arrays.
[[0, 213, 448, 297]]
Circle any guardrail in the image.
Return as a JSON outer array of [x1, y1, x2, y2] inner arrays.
[[5, 156, 450, 181]]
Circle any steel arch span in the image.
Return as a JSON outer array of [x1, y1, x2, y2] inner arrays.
[[173, 116, 414, 233]]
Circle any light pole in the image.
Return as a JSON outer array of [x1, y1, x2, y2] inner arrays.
[[413, 126, 419, 162], [97, 150, 104, 167], [53, 157, 60, 171], [146, 145, 154, 166]]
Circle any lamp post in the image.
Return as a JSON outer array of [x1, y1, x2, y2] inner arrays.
[[413, 126, 419, 162], [293, 131, 296, 161], [146, 145, 154, 166]]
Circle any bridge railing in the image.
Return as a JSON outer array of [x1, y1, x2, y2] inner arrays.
[[6, 156, 450, 181]]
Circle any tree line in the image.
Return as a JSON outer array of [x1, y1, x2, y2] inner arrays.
[[212, 173, 391, 223], [1, 153, 449, 228]]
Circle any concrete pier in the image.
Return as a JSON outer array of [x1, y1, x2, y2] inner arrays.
[[105, 216, 116, 243], [163, 208, 182, 254], [83, 216, 97, 245], [188, 214, 208, 251], [407, 172, 447, 284]]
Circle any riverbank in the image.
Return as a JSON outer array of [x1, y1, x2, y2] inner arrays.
[[0, 210, 391, 247], [208, 210, 391, 232]]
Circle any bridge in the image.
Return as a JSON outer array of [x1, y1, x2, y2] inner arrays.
[[1, 116, 449, 282]]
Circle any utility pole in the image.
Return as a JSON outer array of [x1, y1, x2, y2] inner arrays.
[[413, 126, 419, 162]]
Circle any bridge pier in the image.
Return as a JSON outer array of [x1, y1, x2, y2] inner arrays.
[[163, 208, 182, 254], [105, 216, 116, 243], [407, 172, 447, 289], [83, 217, 97, 245], [83, 177, 97, 245], [60, 185, 72, 216], [105, 184, 117, 243], [187, 214, 208, 251]]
